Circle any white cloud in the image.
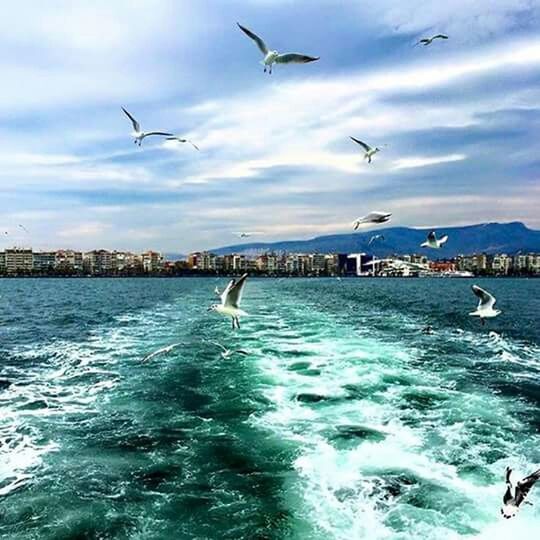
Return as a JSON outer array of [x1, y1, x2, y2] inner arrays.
[[372, 0, 539, 41], [392, 154, 467, 170]]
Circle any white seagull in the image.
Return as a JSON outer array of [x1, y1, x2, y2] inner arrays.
[[122, 107, 173, 146], [501, 467, 540, 519], [237, 23, 319, 74], [421, 231, 448, 249], [469, 285, 501, 325], [368, 234, 385, 246], [353, 211, 392, 231], [416, 34, 449, 46], [350, 137, 382, 163], [211, 342, 250, 360], [165, 136, 200, 151], [141, 342, 183, 362], [208, 273, 249, 329]]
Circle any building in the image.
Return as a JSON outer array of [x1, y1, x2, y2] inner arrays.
[[56, 250, 83, 272], [83, 250, 112, 274], [491, 254, 512, 275], [142, 251, 163, 273], [347, 253, 366, 276], [33, 251, 56, 272], [4, 248, 33, 273], [456, 253, 489, 274]]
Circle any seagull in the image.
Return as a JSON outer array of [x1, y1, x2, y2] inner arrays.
[[416, 34, 449, 46], [238, 232, 252, 238], [368, 234, 385, 246], [421, 231, 448, 249], [350, 137, 382, 163], [141, 342, 183, 362], [211, 342, 249, 359], [122, 107, 173, 146], [18, 224, 29, 233], [469, 285, 501, 325], [165, 136, 200, 151], [237, 23, 319, 74], [501, 467, 540, 519], [208, 273, 249, 329], [422, 325, 435, 335], [353, 211, 392, 231]]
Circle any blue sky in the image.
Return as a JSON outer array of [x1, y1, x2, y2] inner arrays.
[[0, 0, 539, 252]]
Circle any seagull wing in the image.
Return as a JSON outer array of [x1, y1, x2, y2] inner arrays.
[[515, 469, 540, 506], [275, 53, 319, 64], [211, 341, 227, 353], [350, 137, 371, 152], [122, 107, 140, 132], [368, 236, 375, 246], [472, 285, 496, 310], [224, 273, 248, 308], [220, 279, 236, 305], [237, 23, 268, 55], [144, 131, 174, 137], [434, 34, 449, 40], [142, 342, 182, 362], [439, 235, 448, 245], [233, 349, 250, 356]]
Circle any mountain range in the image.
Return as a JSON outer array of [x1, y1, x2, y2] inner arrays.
[[210, 222, 540, 258]]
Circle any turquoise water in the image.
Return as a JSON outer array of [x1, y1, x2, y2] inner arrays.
[[0, 277, 539, 539]]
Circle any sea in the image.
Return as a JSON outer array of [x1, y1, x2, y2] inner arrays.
[[0, 277, 539, 539]]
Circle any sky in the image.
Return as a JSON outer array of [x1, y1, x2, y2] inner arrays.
[[1, 0, 539, 253]]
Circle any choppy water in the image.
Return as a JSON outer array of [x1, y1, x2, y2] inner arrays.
[[0, 277, 539, 539]]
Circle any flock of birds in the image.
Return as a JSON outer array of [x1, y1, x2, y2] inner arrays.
[[121, 22, 536, 520]]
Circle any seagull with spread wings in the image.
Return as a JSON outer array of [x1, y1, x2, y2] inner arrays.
[[350, 137, 382, 163], [368, 234, 385, 246], [122, 107, 173, 146], [469, 285, 501, 325], [211, 342, 250, 360], [208, 273, 249, 329], [352, 211, 392, 230], [141, 343, 183, 362], [237, 23, 319, 74], [416, 34, 449, 46], [501, 467, 540, 519], [421, 231, 448, 249]]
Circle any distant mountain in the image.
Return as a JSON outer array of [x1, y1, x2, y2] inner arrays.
[[163, 252, 186, 261], [210, 222, 540, 258]]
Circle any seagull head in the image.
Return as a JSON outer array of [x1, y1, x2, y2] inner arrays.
[[207, 304, 220, 312]]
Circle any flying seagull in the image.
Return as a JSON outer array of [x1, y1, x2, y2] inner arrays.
[[416, 34, 449, 46], [141, 342, 183, 362], [501, 467, 540, 519], [18, 224, 29, 233], [469, 285, 501, 325], [208, 273, 249, 329], [237, 23, 319, 74], [421, 231, 448, 249], [211, 341, 250, 360], [353, 211, 392, 231], [165, 136, 200, 151], [350, 137, 382, 163], [368, 234, 385, 246], [122, 107, 173, 146]]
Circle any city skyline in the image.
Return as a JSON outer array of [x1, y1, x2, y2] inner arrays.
[[1, 1, 539, 253]]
